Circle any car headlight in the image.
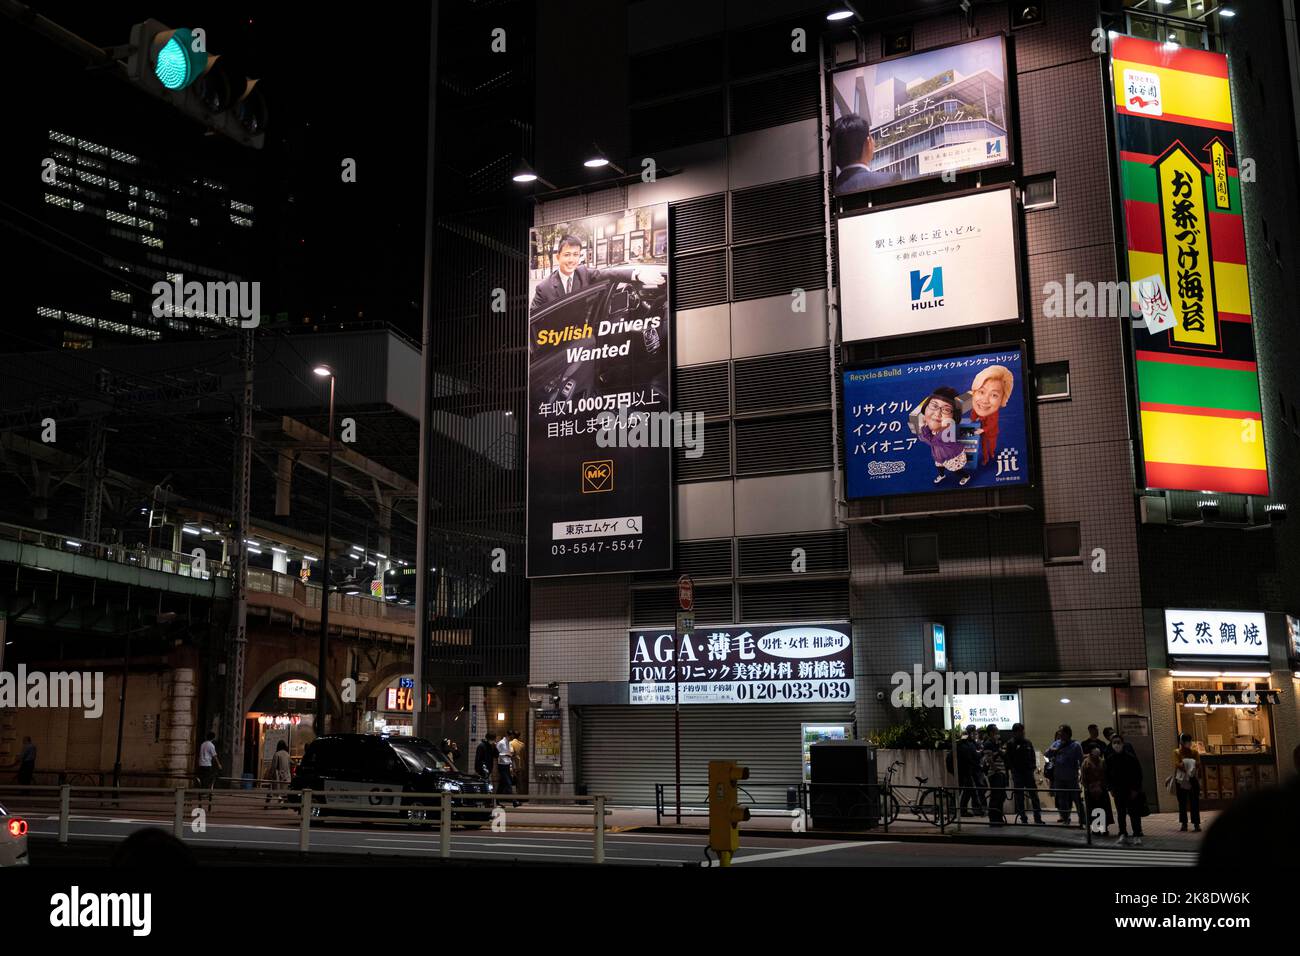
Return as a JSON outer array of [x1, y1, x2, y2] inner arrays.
[[440, 781, 462, 792], [485, 782, 494, 792]]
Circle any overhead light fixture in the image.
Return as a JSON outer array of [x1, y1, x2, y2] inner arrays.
[[374, 552, 387, 559], [247, 546, 262, 554], [303, 555, 318, 562], [1059, 697, 1071, 704], [200, 526, 213, 533], [313, 364, 334, 378], [826, 7, 855, 20], [511, 159, 555, 188], [583, 144, 626, 175], [271, 546, 288, 554], [1218, 4, 1235, 15], [182, 526, 200, 536], [65, 540, 82, 548]]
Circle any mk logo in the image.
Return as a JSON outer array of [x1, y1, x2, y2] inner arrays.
[[582, 459, 614, 493]]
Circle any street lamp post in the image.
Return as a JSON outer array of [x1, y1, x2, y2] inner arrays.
[[313, 365, 336, 738]]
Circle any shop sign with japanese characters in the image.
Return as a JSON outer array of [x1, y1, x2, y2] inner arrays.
[[628, 623, 854, 705], [1164, 609, 1269, 659]]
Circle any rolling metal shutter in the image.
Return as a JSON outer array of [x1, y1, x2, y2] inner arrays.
[[577, 703, 852, 808]]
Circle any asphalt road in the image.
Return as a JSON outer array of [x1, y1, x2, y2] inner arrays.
[[20, 817, 1198, 867]]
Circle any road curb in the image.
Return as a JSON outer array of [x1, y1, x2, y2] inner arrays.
[[625, 823, 1137, 849]]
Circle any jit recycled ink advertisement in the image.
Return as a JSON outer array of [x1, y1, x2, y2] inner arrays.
[[842, 347, 1030, 499], [1111, 36, 1268, 495], [526, 203, 673, 578], [830, 34, 1012, 196], [628, 623, 855, 705]]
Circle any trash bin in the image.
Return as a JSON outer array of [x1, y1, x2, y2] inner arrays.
[[241, 772, 255, 791]]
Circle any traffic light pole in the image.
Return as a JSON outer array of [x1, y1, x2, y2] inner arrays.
[[223, 329, 253, 784], [413, 0, 441, 741], [675, 625, 681, 825]]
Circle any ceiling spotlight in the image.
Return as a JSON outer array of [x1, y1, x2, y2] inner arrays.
[[583, 155, 610, 169], [826, 8, 855, 20], [583, 145, 626, 175]]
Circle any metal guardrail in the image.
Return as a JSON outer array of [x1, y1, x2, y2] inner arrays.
[[0, 520, 228, 580], [0, 783, 612, 863]]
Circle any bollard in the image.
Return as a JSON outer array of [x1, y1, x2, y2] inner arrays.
[[593, 795, 606, 865], [440, 792, 451, 860], [58, 785, 71, 844], [174, 788, 185, 839], [299, 790, 312, 853]]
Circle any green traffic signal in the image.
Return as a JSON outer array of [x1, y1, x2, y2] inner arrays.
[[154, 28, 207, 91]]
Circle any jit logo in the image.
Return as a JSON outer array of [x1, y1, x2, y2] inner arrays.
[[582, 459, 614, 493]]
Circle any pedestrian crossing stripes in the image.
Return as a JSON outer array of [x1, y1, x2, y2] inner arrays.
[[1002, 847, 1197, 867]]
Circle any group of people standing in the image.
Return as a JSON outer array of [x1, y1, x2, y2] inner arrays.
[[473, 730, 525, 805], [953, 722, 1153, 846]]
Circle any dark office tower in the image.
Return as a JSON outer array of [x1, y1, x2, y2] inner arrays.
[[415, 0, 535, 745]]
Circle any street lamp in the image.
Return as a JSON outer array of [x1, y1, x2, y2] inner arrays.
[[313, 364, 336, 738]]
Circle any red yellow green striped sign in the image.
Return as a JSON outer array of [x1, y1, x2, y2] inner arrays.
[[1112, 36, 1268, 496]]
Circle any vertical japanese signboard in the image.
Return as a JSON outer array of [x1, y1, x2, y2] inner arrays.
[[1111, 37, 1268, 495], [525, 203, 672, 577]]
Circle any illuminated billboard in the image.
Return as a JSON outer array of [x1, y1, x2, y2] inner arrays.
[[837, 187, 1020, 342], [830, 35, 1012, 195], [525, 204, 673, 577], [842, 346, 1030, 499], [1112, 37, 1268, 495]]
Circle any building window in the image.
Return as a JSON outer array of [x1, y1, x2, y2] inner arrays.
[[904, 534, 939, 573], [1044, 522, 1082, 564], [1022, 174, 1056, 211], [1035, 362, 1070, 401]]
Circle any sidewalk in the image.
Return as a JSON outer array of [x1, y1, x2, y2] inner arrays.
[[601, 805, 1214, 852]]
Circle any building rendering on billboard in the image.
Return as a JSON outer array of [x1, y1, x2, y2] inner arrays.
[[830, 34, 1012, 194], [1112, 36, 1268, 496], [842, 346, 1030, 498], [837, 186, 1020, 342], [525, 203, 673, 577], [628, 623, 854, 705]]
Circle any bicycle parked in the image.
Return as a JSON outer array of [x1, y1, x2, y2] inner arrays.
[[882, 760, 956, 825]]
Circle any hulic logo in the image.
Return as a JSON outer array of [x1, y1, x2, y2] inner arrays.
[[986, 140, 1002, 157], [910, 267, 945, 311]]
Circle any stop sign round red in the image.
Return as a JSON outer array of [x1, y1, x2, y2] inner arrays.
[[677, 574, 694, 611]]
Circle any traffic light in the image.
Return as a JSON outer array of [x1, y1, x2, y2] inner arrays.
[[126, 19, 267, 149], [708, 760, 750, 865]]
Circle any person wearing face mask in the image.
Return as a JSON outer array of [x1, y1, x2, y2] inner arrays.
[[1105, 733, 1146, 847]]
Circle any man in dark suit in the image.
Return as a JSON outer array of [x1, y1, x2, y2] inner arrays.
[[531, 234, 666, 312], [531, 234, 603, 312], [833, 114, 898, 193]]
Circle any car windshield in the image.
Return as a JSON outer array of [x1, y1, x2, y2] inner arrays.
[[390, 741, 453, 773]]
